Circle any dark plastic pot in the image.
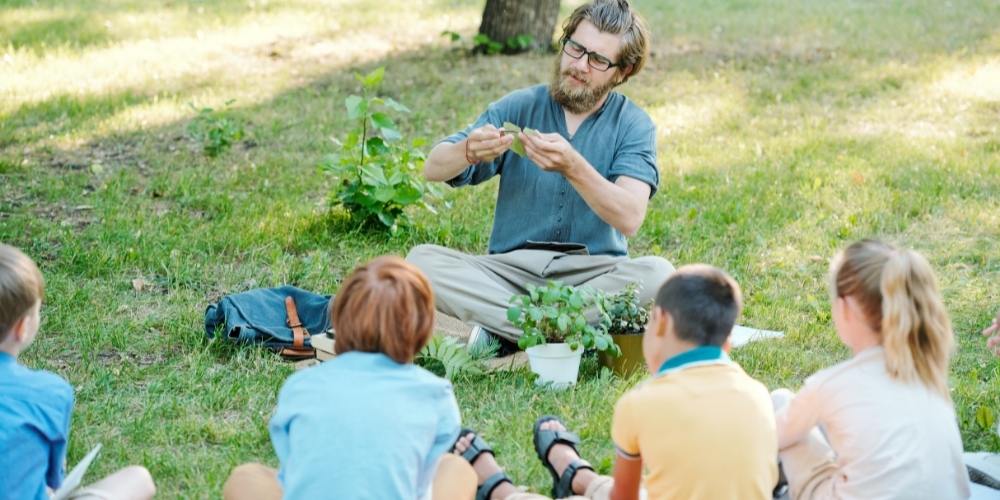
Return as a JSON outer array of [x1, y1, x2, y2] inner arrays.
[[599, 333, 645, 377]]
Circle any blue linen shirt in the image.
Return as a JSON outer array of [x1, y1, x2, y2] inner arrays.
[[444, 84, 659, 257], [269, 351, 461, 500], [0, 352, 74, 500]]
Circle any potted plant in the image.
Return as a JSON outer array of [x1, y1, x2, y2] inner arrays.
[[598, 283, 649, 376], [507, 281, 620, 388]]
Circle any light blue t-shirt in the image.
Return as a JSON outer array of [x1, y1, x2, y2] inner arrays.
[[0, 352, 74, 500], [269, 351, 461, 500], [444, 84, 659, 257]]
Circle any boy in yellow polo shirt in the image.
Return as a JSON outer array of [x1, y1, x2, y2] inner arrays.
[[606, 264, 778, 499], [449, 264, 778, 499]]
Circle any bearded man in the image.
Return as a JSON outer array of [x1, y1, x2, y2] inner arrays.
[[407, 0, 673, 352]]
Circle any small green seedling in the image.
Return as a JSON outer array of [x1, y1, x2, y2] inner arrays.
[[501, 121, 538, 157]]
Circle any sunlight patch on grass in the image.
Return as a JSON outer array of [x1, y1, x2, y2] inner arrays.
[[841, 57, 999, 140], [2, 8, 476, 108], [647, 77, 746, 138], [935, 58, 1000, 102]]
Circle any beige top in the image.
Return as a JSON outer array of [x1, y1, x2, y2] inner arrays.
[[776, 346, 970, 500]]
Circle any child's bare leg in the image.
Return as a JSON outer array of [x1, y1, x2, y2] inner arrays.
[[72, 466, 156, 500], [771, 389, 837, 500], [222, 463, 281, 500], [432, 453, 478, 500]]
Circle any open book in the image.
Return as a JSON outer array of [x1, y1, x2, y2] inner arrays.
[[51, 443, 102, 500]]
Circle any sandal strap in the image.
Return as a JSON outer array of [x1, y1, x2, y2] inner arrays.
[[477, 472, 513, 500], [452, 429, 496, 466], [462, 432, 495, 465], [555, 459, 593, 499], [537, 428, 582, 461]]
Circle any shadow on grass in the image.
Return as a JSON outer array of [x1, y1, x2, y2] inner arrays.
[[2, 2, 999, 492]]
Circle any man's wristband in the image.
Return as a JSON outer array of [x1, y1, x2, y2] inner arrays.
[[464, 138, 479, 165]]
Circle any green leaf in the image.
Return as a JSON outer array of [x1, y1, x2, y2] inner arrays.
[[392, 184, 422, 205], [373, 186, 396, 202], [370, 112, 396, 131], [595, 336, 609, 351], [345, 95, 366, 119], [473, 33, 491, 46], [360, 164, 389, 186], [362, 67, 385, 89], [975, 405, 996, 430], [568, 293, 583, 309], [380, 127, 402, 141], [529, 308, 544, 322], [365, 137, 389, 157], [507, 306, 522, 323], [384, 97, 411, 114], [375, 210, 396, 229], [557, 314, 570, 332], [416, 335, 484, 379]]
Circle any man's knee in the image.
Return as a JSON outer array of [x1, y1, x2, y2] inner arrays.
[[630, 256, 675, 301], [405, 244, 450, 273]]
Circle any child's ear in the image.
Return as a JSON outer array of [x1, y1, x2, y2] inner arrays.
[[9, 315, 27, 342], [655, 308, 672, 338], [721, 338, 732, 353]]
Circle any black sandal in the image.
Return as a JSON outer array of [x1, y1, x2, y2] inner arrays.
[[451, 428, 515, 500], [532, 416, 594, 498]]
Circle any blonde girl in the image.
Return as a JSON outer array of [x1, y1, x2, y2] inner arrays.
[[771, 239, 970, 499]]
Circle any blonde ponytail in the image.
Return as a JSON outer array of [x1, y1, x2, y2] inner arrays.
[[831, 240, 954, 399]]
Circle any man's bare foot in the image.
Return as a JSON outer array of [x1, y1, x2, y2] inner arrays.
[[452, 432, 517, 500], [538, 420, 599, 495]]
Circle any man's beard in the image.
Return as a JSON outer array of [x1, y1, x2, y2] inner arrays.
[[549, 59, 620, 114]]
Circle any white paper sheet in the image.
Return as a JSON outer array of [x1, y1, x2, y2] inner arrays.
[[730, 325, 784, 348], [52, 443, 102, 500]]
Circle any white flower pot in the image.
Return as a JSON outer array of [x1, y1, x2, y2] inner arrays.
[[525, 343, 583, 388]]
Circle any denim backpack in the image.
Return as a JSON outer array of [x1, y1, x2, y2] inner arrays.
[[204, 285, 332, 360]]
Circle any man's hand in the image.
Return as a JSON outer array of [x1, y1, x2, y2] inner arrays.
[[520, 131, 583, 175], [466, 124, 514, 163], [983, 310, 1000, 357]]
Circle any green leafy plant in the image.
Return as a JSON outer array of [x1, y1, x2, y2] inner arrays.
[[602, 283, 648, 335], [465, 33, 535, 55], [319, 67, 440, 231], [416, 335, 485, 379], [507, 281, 620, 355], [186, 100, 245, 157]]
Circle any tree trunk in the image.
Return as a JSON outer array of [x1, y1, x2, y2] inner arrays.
[[478, 0, 560, 54]]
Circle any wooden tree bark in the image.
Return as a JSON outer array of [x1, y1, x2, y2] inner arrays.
[[478, 0, 561, 53]]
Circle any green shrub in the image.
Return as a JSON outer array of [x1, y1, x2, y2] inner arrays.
[[186, 100, 245, 157], [319, 67, 441, 232], [602, 282, 648, 336], [507, 281, 620, 355]]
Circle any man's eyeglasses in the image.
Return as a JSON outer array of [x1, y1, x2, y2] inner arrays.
[[561, 38, 621, 72]]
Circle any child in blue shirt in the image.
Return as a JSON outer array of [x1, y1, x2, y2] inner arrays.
[[0, 244, 156, 500], [223, 256, 474, 500]]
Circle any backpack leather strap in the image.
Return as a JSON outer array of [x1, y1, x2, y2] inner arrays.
[[281, 296, 314, 360]]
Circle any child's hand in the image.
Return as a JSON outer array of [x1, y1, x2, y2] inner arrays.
[[983, 310, 1000, 357]]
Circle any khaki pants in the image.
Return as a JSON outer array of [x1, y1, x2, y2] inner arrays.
[[222, 455, 477, 500], [772, 389, 838, 500], [406, 245, 674, 341]]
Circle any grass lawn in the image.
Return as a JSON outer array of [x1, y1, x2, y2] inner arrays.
[[2, 0, 999, 497]]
